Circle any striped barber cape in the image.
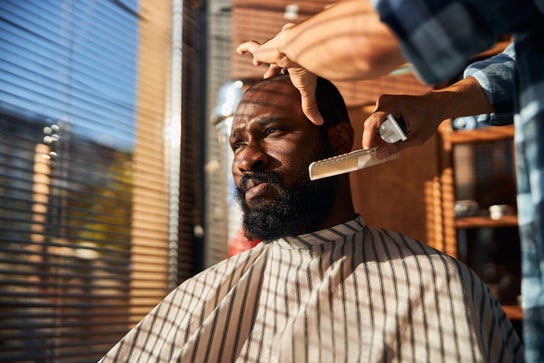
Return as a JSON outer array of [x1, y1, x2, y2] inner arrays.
[[100, 216, 523, 363]]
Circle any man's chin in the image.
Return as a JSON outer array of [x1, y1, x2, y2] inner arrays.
[[242, 215, 287, 242], [236, 170, 337, 241]]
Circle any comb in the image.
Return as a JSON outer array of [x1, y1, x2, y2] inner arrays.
[[308, 115, 406, 180]]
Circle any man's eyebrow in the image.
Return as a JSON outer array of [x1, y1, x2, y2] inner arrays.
[[229, 127, 241, 141], [250, 116, 282, 126], [230, 116, 283, 136]]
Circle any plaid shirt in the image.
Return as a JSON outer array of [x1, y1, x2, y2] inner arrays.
[[375, 1, 544, 361], [100, 217, 522, 362]]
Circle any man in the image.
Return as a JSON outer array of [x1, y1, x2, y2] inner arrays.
[[237, 2, 543, 361], [100, 75, 523, 362]]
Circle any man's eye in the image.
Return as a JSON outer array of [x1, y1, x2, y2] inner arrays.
[[265, 127, 279, 136], [231, 142, 245, 151]]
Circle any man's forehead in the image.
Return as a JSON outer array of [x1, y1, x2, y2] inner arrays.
[[234, 84, 299, 116], [243, 78, 298, 101], [231, 78, 305, 130]]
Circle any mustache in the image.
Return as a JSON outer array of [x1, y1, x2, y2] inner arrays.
[[235, 171, 284, 196], [238, 171, 284, 192]]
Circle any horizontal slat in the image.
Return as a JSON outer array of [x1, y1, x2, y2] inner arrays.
[[0, 326, 129, 341]]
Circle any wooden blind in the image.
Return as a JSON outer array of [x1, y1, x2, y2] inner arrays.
[[0, 0, 181, 361]]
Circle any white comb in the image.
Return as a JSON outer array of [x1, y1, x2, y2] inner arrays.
[[308, 115, 406, 180]]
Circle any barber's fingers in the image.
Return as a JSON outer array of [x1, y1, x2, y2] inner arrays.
[[236, 41, 277, 67], [376, 143, 401, 159], [237, 40, 293, 68], [264, 64, 282, 78], [236, 41, 266, 66], [361, 112, 385, 149], [375, 134, 427, 159], [236, 40, 262, 56], [288, 67, 324, 125], [302, 101, 324, 126], [362, 109, 412, 159], [238, 24, 297, 68]]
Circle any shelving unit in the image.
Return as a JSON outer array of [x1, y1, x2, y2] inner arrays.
[[437, 122, 522, 323]]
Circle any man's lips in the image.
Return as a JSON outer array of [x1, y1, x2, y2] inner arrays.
[[239, 173, 283, 206], [244, 180, 270, 202]]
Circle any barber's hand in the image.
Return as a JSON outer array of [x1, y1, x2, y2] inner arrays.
[[236, 24, 296, 70], [236, 24, 324, 126], [362, 93, 444, 158]]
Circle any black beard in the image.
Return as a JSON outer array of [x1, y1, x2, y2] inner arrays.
[[235, 170, 337, 241]]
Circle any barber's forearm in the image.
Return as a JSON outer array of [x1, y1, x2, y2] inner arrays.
[[428, 76, 495, 121], [279, 0, 405, 81], [362, 75, 495, 153]]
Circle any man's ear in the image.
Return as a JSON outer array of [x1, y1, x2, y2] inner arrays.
[[327, 121, 354, 155]]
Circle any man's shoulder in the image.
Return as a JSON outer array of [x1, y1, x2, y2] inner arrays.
[[362, 226, 469, 271], [363, 226, 439, 255], [361, 226, 487, 298], [173, 242, 267, 291]]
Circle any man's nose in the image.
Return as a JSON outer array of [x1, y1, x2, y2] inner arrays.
[[237, 143, 267, 172]]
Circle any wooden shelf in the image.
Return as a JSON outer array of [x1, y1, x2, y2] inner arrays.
[[447, 124, 514, 144], [455, 215, 518, 229]]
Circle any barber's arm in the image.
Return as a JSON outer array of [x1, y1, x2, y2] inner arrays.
[[361, 76, 494, 158], [362, 43, 515, 158]]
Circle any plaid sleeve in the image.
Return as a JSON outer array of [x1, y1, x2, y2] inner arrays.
[[372, 0, 496, 84], [463, 43, 516, 124], [372, 0, 535, 85]]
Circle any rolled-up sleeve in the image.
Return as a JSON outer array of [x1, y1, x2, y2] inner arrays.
[[463, 43, 516, 123]]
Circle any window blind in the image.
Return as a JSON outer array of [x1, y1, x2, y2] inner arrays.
[[0, 0, 183, 361]]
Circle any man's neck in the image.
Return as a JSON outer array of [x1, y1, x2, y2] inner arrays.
[[315, 178, 357, 231]]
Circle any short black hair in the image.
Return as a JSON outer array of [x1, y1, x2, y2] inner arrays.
[[315, 76, 350, 128]]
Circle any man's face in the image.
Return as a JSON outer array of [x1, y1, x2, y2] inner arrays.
[[229, 79, 336, 241]]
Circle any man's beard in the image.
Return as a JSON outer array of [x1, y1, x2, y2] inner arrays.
[[235, 168, 337, 242]]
